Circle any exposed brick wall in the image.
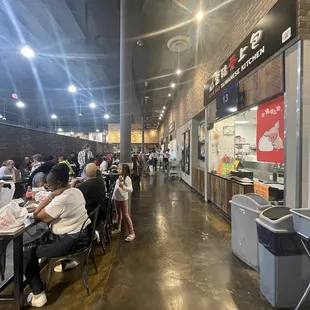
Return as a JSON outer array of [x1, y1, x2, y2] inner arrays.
[[161, 0, 277, 133], [0, 124, 112, 164], [298, 0, 310, 39]]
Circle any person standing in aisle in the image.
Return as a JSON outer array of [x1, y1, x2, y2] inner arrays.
[[154, 148, 159, 172], [77, 144, 93, 170], [112, 164, 135, 242]]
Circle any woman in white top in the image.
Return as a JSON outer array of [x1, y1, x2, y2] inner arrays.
[[112, 164, 135, 242], [100, 157, 109, 172], [24, 164, 90, 308]]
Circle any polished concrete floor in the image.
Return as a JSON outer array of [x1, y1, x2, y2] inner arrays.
[[103, 174, 274, 310], [0, 174, 280, 309]]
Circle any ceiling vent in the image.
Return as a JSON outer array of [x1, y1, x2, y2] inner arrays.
[[167, 36, 191, 52]]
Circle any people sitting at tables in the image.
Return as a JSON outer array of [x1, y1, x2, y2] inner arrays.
[[20, 157, 32, 178], [0, 160, 15, 179], [58, 155, 75, 176], [100, 156, 109, 173], [31, 154, 44, 174], [24, 164, 91, 307], [28, 160, 56, 187], [80, 157, 95, 180], [94, 155, 103, 167], [78, 144, 94, 170], [75, 163, 106, 221]]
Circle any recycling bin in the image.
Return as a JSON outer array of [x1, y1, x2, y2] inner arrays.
[[256, 207, 310, 308], [230, 194, 271, 270]]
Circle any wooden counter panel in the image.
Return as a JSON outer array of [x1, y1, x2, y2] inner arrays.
[[207, 173, 254, 217], [192, 167, 205, 196]]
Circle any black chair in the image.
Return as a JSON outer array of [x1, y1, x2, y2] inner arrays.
[[45, 206, 100, 296], [97, 197, 112, 255]]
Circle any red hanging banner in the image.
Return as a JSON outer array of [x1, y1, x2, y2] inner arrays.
[[256, 96, 284, 163]]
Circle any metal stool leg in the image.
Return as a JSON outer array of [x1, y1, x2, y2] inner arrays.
[[295, 239, 310, 310]]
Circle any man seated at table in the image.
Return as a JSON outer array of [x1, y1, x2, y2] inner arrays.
[[24, 164, 90, 307], [74, 163, 106, 220], [58, 155, 75, 176], [0, 160, 15, 179]]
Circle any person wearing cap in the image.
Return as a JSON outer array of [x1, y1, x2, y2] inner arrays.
[[76, 163, 106, 220]]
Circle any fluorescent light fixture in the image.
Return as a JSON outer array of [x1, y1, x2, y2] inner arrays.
[[96, 129, 99, 132], [21, 46, 35, 58], [89, 102, 96, 109], [58, 128, 63, 132], [0, 114, 2, 119], [68, 85, 77, 93], [176, 69, 182, 75], [16, 101, 25, 108], [104, 113, 109, 119], [168, 94, 171, 97], [235, 121, 249, 124], [171, 83, 176, 88], [51, 114, 57, 119], [229, 107, 238, 113], [250, 106, 258, 111], [79, 113, 83, 116], [196, 11, 204, 22], [70, 131, 74, 135]]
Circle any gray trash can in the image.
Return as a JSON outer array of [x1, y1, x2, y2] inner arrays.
[[230, 194, 271, 270], [256, 207, 310, 308]]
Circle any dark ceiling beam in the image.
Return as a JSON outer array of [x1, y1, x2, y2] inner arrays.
[[62, 0, 86, 39]]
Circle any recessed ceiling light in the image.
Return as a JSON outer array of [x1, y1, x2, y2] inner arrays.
[[229, 107, 237, 113], [96, 129, 99, 132], [16, 101, 25, 108], [0, 114, 2, 119], [79, 113, 83, 116], [2, 117, 6, 121], [51, 114, 57, 119], [250, 106, 258, 111], [162, 110, 164, 113], [168, 93, 171, 97], [235, 121, 249, 124], [163, 106, 166, 109], [159, 117, 162, 120], [89, 102, 96, 109], [176, 69, 182, 75], [70, 131, 74, 135], [171, 83, 176, 88], [68, 85, 77, 93], [21, 46, 35, 58], [196, 11, 204, 22], [104, 113, 109, 119], [58, 128, 63, 132]]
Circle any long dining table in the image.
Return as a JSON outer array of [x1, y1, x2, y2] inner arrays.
[[0, 217, 38, 310]]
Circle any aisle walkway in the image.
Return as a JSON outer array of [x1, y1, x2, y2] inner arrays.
[[103, 174, 273, 310]]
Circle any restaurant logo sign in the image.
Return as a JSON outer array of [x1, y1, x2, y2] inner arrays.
[[256, 96, 284, 164], [168, 121, 175, 134], [205, 0, 296, 105]]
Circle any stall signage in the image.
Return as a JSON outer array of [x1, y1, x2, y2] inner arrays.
[[205, 0, 296, 105], [168, 121, 175, 134], [215, 82, 239, 119], [254, 182, 269, 200], [256, 96, 284, 164]]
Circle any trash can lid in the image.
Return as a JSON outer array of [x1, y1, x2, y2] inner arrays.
[[257, 207, 295, 232], [230, 194, 271, 214]]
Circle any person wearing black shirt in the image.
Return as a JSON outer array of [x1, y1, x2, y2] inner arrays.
[[28, 161, 56, 187], [76, 163, 106, 221]]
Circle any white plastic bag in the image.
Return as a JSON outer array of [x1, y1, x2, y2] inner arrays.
[[0, 201, 28, 233], [0, 182, 15, 209]]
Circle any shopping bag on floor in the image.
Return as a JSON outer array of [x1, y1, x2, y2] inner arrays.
[[0, 201, 28, 233]]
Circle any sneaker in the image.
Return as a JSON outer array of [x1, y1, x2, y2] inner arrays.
[[27, 291, 47, 308], [125, 233, 135, 242], [112, 228, 121, 235], [54, 261, 79, 273]]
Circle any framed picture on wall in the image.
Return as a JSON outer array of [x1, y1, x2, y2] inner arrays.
[[223, 126, 235, 136], [181, 133, 186, 172], [185, 130, 190, 175]]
